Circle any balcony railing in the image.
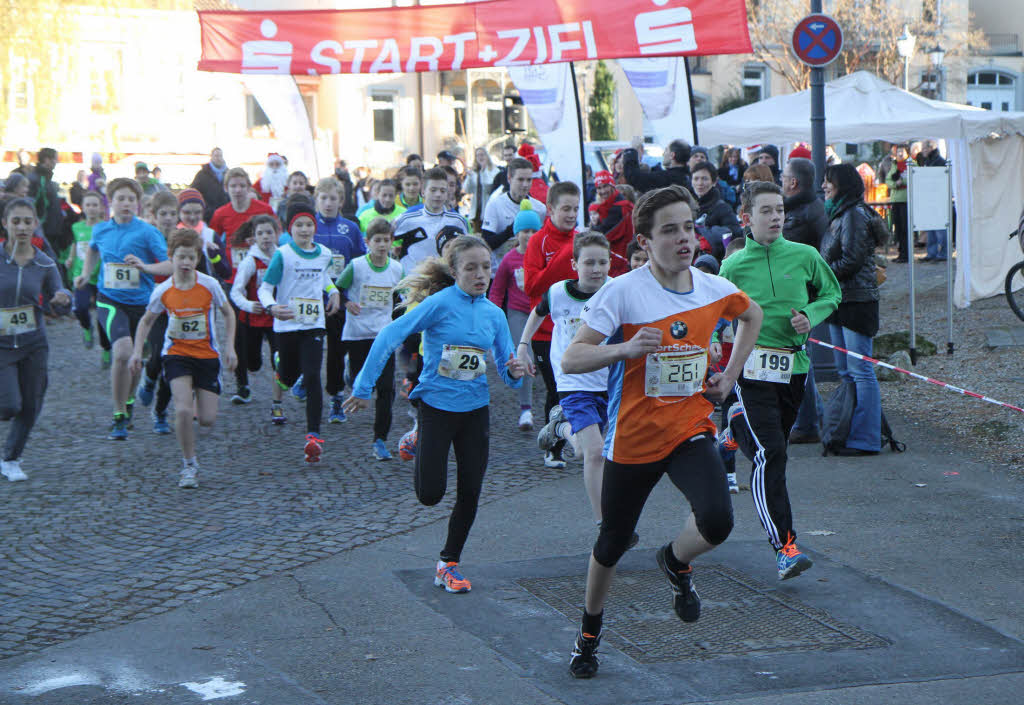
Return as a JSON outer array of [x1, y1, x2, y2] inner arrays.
[[977, 33, 1021, 56]]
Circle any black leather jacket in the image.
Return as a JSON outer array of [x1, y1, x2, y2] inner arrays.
[[783, 190, 829, 249], [819, 198, 879, 303]]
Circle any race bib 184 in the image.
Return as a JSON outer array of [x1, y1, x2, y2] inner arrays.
[[645, 349, 707, 398], [438, 344, 487, 381], [291, 297, 321, 325]]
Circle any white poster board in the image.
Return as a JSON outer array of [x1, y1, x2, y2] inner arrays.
[[908, 165, 951, 231]]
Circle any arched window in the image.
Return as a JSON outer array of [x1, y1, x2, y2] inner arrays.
[[966, 70, 1017, 112]]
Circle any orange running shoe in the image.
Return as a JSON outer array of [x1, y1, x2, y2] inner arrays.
[[434, 561, 471, 593]]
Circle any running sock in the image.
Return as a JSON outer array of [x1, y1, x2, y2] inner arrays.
[[555, 422, 571, 441], [184, 456, 196, 468], [581, 610, 603, 637], [520, 404, 531, 411], [663, 543, 690, 573]]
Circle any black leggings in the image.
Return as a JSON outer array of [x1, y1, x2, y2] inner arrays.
[[892, 202, 909, 259], [72, 285, 111, 351], [531, 339, 565, 453], [415, 402, 490, 563], [143, 313, 172, 414], [593, 434, 734, 568], [276, 329, 325, 434], [235, 321, 278, 387], [325, 310, 346, 397], [347, 338, 396, 441]]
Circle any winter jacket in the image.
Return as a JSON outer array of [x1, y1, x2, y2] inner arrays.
[[26, 165, 64, 241], [884, 162, 908, 204], [819, 197, 879, 304], [718, 161, 747, 188], [696, 188, 742, 240], [190, 163, 230, 222], [783, 190, 830, 249], [523, 218, 576, 342]]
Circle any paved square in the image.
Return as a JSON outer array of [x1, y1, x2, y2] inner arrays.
[[397, 541, 1024, 704]]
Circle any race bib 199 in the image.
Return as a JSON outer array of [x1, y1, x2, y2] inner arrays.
[[167, 313, 208, 340], [438, 344, 487, 381], [291, 297, 321, 325], [359, 285, 392, 309], [104, 263, 140, 289], [743, 346, 794, 383], [0, 305, 36, 336], [645, 349, 707, 398], [329, 254, 346, 278]]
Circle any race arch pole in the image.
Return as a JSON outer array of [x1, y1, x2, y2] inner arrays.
[[684, 57, 699, 145], [569, 61, 587, 226]]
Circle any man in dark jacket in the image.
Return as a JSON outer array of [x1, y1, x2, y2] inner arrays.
[[189, 147, 229, 222], [782, 156, 830, 443], [917, 140, 949, 261], [621, 137, 691, 194], [781, 157, 829, 249], [334, 159, 359, 220], [26, 148, 64, 243], [754, 145, 782, 184]]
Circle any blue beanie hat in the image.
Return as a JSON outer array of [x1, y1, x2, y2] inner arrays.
[[693, 254, 720, 275], [513, 201, 543, 234]]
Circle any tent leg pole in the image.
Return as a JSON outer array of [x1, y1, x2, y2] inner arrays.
[[946, 165, 954, 355]]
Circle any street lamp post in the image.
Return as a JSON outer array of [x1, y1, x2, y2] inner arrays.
[[896, 24, 916, 91], [929, 44, 946, 100]]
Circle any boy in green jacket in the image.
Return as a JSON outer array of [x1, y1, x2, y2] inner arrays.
[[718, 181, 841, 580]]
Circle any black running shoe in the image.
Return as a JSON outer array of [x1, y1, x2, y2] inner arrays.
[[568, 629, 601, 679], [656, 544, 701, 622]]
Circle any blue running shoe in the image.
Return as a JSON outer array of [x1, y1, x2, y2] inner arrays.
[[108, 414, 128, 441], [329, 394, 347, 423], [373, 438, 392, 460], [136, 376, 156, 407], [153, 410, 171, 435], [291, 375, 306, 401], [777, 533, 813, 580]]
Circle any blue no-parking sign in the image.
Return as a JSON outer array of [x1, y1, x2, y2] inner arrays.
[[792, 14, 843, 67]]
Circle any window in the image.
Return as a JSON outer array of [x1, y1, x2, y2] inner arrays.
[[981, 101, 993, 110], [742, 65, 768, 103], [371, 92, 396, 143], [245, 95, 271, 129], [970, 71, 1014, 86]]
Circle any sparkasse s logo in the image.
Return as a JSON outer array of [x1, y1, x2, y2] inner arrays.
[[634, 1, 698, 55]]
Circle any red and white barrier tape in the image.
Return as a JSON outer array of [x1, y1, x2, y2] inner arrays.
[[807, 338, 1024, 416]]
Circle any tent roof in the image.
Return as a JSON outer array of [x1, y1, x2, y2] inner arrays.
[[698, 71, 1024, 146]]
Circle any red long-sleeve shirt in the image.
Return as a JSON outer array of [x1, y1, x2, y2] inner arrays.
[[523, 218, 577, 342]]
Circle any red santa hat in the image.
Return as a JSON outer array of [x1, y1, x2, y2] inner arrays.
[[788, 144, 812, 161], [517, 143, 541, 171], [594, 170, 615, 187]]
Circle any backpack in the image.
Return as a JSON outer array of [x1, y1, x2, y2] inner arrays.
[[820, 379, 905, 455]]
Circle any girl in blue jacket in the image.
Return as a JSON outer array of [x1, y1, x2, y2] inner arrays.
[[344, 235, 526, 594]]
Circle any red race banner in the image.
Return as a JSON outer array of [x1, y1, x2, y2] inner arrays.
[[197, 0, 752, 75]]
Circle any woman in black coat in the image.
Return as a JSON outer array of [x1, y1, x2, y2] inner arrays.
[[819, 163, 882, 455]]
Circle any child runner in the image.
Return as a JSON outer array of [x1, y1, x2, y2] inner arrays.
[[73, 178, 171, 440], [130, 229, 237, 488], [626, 239, 648, 270], [396, 165, 422, 210], [488, 202, 541, 431], [560, 185, 763, 679], [392, 167, 468, 273], [258, 199, 340, 463], [135, 191, 182, 429], [230, 215, 285, 423], [176, 188, 218, 255], [209, 167, 274, 400], [336, 217, 404, 459], [357, 178, 402, 232], [311, 177, 365, 424], [523, 181, 581, 468], [0, 199, 71, 482], [517, 231, 633, 546], [343, 236, 526, 593], [717, 181, 841, 580], [67, 191, 112, 363]]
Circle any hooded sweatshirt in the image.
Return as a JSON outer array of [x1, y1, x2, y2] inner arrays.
[[0, 245, 68, 350], [523, 217, 577, 341]]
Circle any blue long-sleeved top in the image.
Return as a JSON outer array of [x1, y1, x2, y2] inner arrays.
[[351, 283, 522, 412]]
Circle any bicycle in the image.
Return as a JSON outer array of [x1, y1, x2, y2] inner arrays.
[[1006, 206, 1024, 322]]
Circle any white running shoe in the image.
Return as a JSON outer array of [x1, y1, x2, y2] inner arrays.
[[544, 451, 567, 469], [179, 464, 199, 489], [1, 459, 27, 482], [727, 472, 739, 494], [518, 409, 534, 431]]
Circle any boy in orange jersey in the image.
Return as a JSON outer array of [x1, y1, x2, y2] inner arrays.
[[130, 228, 237, 489], [560, 185, 762, 679]]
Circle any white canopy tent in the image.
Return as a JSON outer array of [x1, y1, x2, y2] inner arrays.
[[698, 71, 1024, 307]]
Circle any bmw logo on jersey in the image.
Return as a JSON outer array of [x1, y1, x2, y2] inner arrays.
[[670, 320, 688, 339]]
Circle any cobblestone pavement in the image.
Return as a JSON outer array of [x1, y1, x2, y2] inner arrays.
[[0, 317, 570, 661]]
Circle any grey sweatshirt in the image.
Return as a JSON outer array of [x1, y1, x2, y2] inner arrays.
[[0, 245, 69, 350]]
